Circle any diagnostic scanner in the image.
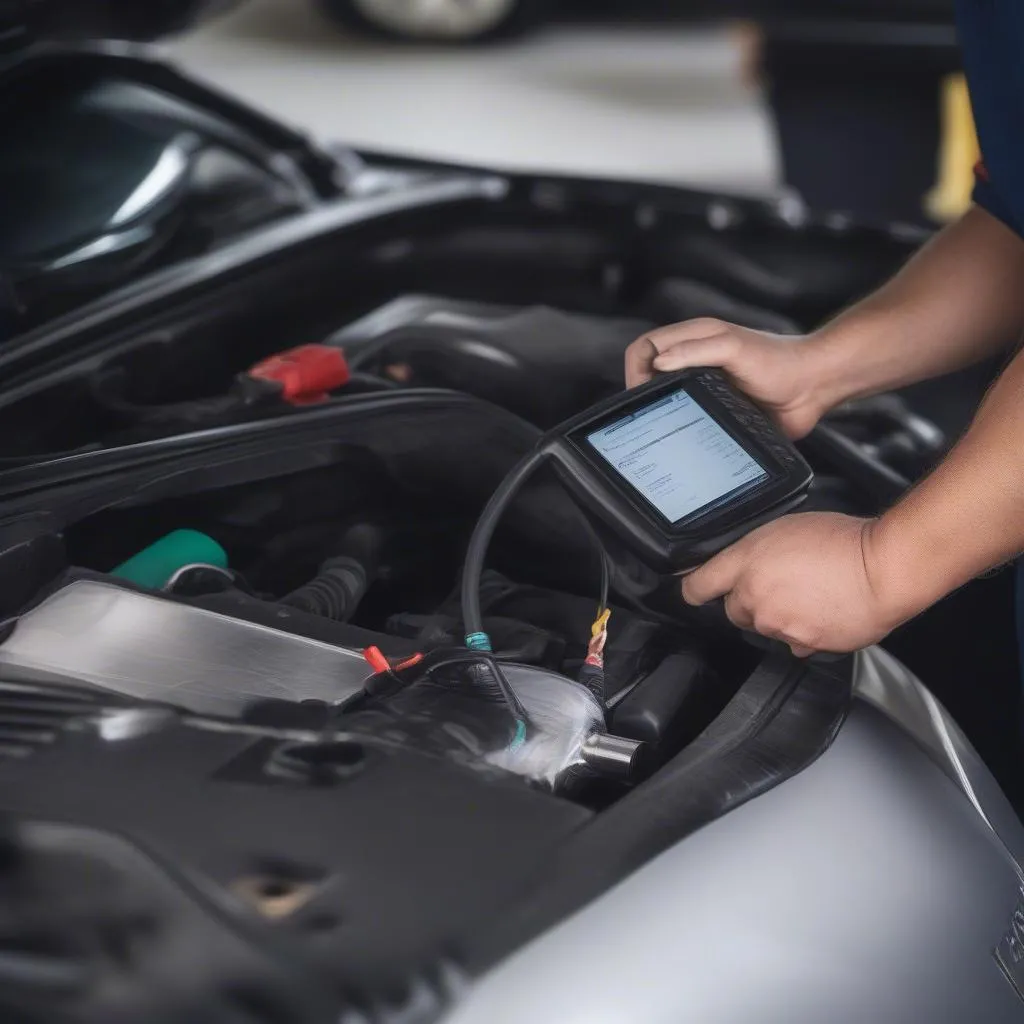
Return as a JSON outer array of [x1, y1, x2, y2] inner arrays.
[[541, 369, 814, 573]]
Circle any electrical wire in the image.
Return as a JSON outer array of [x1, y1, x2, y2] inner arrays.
[[461, 448, 617, 649], [458, 444, 617, 718], [461, 449, 547, 651], [479, 653, 530, 743], [597, 542, 611, 618]]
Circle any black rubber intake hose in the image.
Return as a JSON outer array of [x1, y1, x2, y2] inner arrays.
[[282, 524, 383, 622]]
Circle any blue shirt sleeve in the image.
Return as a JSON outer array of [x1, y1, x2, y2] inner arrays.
[[955, 0, 1024, 236], [973, 163, 1019, 232]]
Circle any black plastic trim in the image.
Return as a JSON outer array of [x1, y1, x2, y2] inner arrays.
[[0, 388, 538, 528], [0, 176, 503, 392]]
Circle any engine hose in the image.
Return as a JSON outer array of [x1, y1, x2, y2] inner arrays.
[[281, 556, 369, 621], [282, 523, 383, 622]]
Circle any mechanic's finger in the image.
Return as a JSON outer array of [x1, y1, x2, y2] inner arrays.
[[788, 643, 817, 659], [624, 318, 730, 388], [680, 547, 743, 606], [643, 317, 731, 348], [723, 591, 754, 630], [651, 333, 742, 376]]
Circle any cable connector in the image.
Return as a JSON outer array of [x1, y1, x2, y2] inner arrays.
[[578, 608, 610, 706], [362, 646, 391, 675], [586, 608, 611, 670]]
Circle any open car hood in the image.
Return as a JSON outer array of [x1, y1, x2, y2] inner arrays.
[[0, 35, 353, 340], [0, 0, 241, 49]]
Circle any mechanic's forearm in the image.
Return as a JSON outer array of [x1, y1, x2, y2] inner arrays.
[[807, 206, 1024, 410], [866, 343, 1024, 623]]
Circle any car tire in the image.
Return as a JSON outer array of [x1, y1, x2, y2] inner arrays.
[[316, 0, 546, 44]]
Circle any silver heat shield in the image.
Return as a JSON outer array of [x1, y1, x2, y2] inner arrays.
[[0, 580, 640, 790], [0, 580, 373, 717]]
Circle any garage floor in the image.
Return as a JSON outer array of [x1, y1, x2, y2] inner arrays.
[[168, 0, 778, 196]]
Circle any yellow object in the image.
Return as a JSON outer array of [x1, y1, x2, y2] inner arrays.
[[591, 607, 611, 639], [926, 73, 982, 223]]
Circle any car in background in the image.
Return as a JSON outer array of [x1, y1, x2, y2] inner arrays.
[[314, 0, 953, 45], [316, 0, 547, 42]]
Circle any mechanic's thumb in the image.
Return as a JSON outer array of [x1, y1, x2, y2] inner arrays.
[[651, 335, 743, 376]]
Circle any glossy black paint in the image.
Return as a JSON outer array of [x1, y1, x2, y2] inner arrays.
[[0, 0, 240, 48], [0, 42, 353, 334]]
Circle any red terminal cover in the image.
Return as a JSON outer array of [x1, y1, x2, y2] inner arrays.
[[362, 646, 391, 675], [246, 344, 350, 405]]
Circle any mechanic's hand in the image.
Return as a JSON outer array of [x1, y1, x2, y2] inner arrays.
[[681, 512, 904, 657], [624, 319, 829, 439]]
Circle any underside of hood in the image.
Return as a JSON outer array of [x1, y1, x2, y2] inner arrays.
[[0, 0, 239, 51]]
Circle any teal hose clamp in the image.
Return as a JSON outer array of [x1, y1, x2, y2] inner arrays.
[[465, 631, 493, 652]]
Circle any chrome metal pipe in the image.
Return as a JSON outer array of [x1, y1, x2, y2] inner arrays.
[[580, 733, 644, 779]]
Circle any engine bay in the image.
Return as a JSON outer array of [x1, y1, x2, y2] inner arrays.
[[0, 270, 884, 781], [0, 280, 1006, 808], [10, 414, 758, 784], [0, 382, 840, 1018], [0, 190, 1018, 1019]]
